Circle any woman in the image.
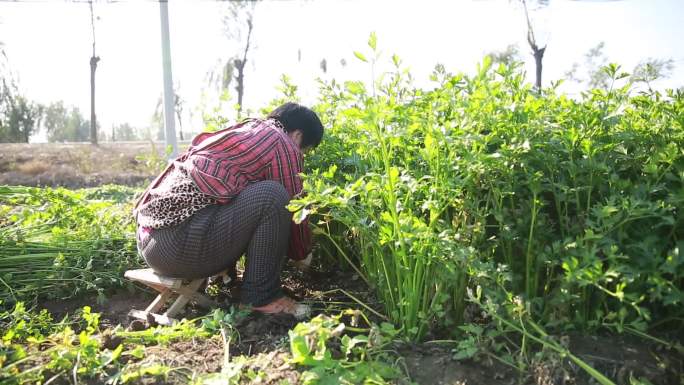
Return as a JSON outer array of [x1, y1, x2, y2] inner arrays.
[[133, 103, 323, 319]]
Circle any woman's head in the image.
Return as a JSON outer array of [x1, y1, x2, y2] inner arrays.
[[267, 103, 324, 150]]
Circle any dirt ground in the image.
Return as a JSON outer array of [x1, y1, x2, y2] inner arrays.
[[0, 142, 172, 188], [39, 264, 683, 385]]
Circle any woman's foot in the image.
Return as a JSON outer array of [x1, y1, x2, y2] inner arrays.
[[250, 296, 310, 320]]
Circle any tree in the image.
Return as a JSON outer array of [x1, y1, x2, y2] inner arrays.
[[9, 96, 43, 143], [43, 101, 67, 141], [153, 86, 185, 140], [0, 42, 17, 142], [521, 0, 548, 91], [0, 33, 11, 82], [0, 35, 44, 143], [565, 42, 611, 89], [43, 101, 92, 143], [632, 58, 675, 91], [487, 44, 522, 67], [0, 41, 9, 79], [174, 92, 185, 140], [207, 1, 257, 118], [564, 43, 674, 92], [0, 74, 15, 141], [0, 65, 43, 143], [0, 94, 43, 143], [231, 16, 253, 117], [88, 0, 100, 145], [111, 122, 138, 142], [151, 100, 165, 141], [585, 43, 611, 89]]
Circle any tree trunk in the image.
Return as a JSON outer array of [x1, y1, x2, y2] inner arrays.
[[533, 47, 545, 91], [235, 19, 253, 117], [523, 0, 546, 92], [235, 60, 245, 116], [177, 112, 184, 140], [90, 55, 99, 145], [174, 94, 184, 140]]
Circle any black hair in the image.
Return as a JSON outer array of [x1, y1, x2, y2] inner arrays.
[[267, 102, 324, 149]]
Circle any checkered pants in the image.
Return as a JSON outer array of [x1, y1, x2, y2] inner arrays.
[[139, 181, 291, 306]]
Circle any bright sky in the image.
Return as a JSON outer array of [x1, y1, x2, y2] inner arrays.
[[1, 0, 683, 142]]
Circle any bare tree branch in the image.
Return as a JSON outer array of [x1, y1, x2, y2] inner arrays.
[[521, 0, 546, 91]]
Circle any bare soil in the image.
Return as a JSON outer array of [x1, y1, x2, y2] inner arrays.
[[39, 264, 683, 385], [0, 142, 170, 188]]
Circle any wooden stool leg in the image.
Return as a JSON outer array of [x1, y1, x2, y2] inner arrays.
[[145, 289, 172, 313], [189, 292, 215, 308], [125, 268, 218, 325], [129, 309, 176, 326], [173, 282, 216, 309], [164, 279, 204, 318]]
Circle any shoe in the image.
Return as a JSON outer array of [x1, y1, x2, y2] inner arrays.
[[250, 296, 311, 320]]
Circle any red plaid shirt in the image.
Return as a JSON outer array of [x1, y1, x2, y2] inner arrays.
[[135, 118, 311, 260]]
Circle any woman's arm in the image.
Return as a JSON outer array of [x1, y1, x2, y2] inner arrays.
[[271, 137, 312, 261]]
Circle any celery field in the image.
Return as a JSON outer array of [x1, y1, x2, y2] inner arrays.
[[1, 51, 683, 384]]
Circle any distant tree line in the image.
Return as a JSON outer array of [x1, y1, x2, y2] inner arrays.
[[506, 0, 677, 93], [0, 36, 144, 143], [487, 40, 676, 94], [0, 58, 98, 143], [3, 0, 680, 142], [1, 85, 102, 143], [42, 101, 95, 143], [0, 88, 146, 143], [0, 60, 144, 143], [0, 76, 43, 143]]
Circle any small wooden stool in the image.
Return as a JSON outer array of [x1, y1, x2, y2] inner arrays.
[[125, 269, 216, 325]]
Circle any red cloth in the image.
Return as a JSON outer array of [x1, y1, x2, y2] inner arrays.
[[135, 118, 311, 260]]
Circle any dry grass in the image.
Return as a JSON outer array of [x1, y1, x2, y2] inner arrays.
[[0, 142, 171, 187], [16, 159, 50, 176]]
